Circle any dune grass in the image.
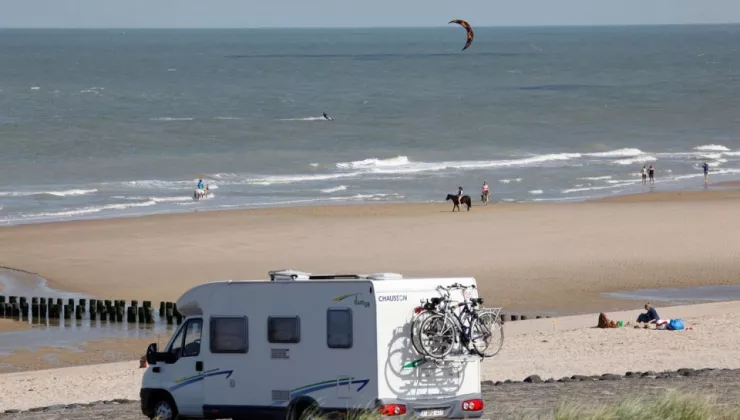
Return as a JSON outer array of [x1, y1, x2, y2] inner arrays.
[[542, 392, 740, 420]]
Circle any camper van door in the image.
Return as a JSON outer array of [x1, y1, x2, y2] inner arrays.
[[167, 318, 205, 417]]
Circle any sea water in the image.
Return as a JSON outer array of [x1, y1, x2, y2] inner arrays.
[[1, 26, 740, 225]]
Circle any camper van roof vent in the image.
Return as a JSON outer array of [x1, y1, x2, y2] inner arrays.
[[365, 272, 403, 280], [269, 270, 311, 281]]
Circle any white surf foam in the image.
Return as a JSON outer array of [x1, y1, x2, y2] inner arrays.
[[578, 176, 612, 181], [723, 152, 740, 156], [612, 156, 657, 165], [586, 148, 644, 158], [336, 156, 409, 170], [562, 183, 634, 194], [528, 190, 543, 195], [694, 144, 730, 152], [22, 200, 157, 219], [277, 116, 328, 121], [354, 153, 582, 175], [214, 117, 242, 120], [320, 185, 348, 194], [248, 172, 361, 186], [0, 188, 98, 198], [149, 117, 194, 121]]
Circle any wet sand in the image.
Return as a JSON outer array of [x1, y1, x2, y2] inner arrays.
[[1, 189, 740, 316], [0, 320, 32, 334], [0, 337, 156, 374]]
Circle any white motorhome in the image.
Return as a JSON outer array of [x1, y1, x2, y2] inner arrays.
[[140, 270, 485, 420]]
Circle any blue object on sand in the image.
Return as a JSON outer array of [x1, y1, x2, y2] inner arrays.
[[668, 319, 685, 331]]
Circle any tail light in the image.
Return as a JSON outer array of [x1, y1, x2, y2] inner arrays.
[[378, 404, 407, 416], [414, 307, 423, 314], [462, 399, 484, 411]]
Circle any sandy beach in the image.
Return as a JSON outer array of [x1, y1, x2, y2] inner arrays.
[[2, 189, 740, 316], [2, 301, 740, 412]]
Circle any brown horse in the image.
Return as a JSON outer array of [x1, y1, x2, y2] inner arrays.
[[446, 194, 472, 212]]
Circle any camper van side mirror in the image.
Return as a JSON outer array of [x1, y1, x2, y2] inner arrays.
[[146, 343, 158, 365]]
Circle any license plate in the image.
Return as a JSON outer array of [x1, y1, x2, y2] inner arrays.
[[418, 409, 445, 417]]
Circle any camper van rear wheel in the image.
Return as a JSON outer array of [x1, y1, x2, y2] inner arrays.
[[151, 396, 178, 420], [290, 399, 321, 420]]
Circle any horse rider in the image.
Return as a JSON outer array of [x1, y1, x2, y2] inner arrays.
[[481, 182, 489, 203], [197, 179, 204, 190], [457, 186, 464, 204]]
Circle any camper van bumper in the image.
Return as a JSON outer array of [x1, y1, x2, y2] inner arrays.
[[376, 393, 484, 419]]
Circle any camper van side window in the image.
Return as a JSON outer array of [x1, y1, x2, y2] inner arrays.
[[268, 317, 300, 343], [210, 317, 248, 354], [327, 308, 353, 349]]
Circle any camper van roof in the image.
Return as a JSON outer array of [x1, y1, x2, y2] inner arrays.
[[268, 269, 403, 281]]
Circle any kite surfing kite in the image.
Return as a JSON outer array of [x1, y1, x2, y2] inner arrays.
[[449, 19, 474, 51]]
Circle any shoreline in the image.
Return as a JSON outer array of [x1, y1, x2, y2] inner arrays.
[[2, 178, 739, 228], [2, 188, 740, 315]]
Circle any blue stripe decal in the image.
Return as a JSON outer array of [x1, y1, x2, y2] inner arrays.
[[290, 378, 370, 398], [169, 369, 234, 392], [270, 378, 370, 407]]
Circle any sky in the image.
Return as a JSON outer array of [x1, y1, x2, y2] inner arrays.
[[1, 0, 740, 28]]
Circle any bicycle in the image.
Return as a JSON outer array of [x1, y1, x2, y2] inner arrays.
[[417, 294, 504, 359], [410, 285, 454, 355]]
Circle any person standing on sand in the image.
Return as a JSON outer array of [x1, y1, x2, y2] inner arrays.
[[481, 182, 489, 205], [641, 165, 647, 185], [648, 165, 655, 184], [703, 161, 710, 184]]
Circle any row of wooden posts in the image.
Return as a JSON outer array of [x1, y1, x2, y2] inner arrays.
[[0, 295, 184, 325], [499, 313, 551, 322]]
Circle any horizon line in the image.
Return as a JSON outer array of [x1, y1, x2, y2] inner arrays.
[[2, 22, 740, 30]]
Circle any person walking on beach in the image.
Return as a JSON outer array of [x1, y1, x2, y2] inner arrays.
[[481, 182, 489, 205], [648, 165, 655, 184], [641, 165, 647, 185], [703, 161, 710, 184]]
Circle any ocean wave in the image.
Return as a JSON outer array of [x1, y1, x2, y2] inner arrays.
[[320, 185, 348, 193], [149, 117, 194, 121], [336, 156, 409, 169], [277, 116, 328, 121], [723, 151, 740, 156], [248, 172, 362, 186], [694, 144, 730, 152], [214, 117, 242, 120], [578, 176, 612, 181], [499, 178, 523, 183], [528, 190, 543, 195], [562, 183, 634, 193], [0, 188, 98, 197], [612, 156, 657, 165], [21, 200, 157, 219], [358, 153, 582, 175], [586, 148, 644, 158]]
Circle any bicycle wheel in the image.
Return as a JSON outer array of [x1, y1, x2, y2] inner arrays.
[[419, 314, 457, 359], [410, 310, 435, 356], [470, 312, 504, 358]]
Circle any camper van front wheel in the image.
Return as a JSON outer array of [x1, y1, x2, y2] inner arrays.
[[151, 395, 179, 420]]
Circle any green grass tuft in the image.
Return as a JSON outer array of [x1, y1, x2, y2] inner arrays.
[[539, 392, 740, 420]]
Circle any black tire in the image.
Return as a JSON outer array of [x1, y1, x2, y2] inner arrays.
[[410, 310, 435, 356], [150, 394, 179, 420], [419, 314, 456, 359], [290, 400, 322, 420]]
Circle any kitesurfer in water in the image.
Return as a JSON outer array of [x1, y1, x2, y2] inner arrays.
[[323, 112, 333, 121]]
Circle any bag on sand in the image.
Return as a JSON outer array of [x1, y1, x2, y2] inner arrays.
[[668, 319, 685, 331]]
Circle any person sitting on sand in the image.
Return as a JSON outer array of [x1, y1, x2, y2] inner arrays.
[[598, 312, 619, 328], [637, 302, 660, 325]]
